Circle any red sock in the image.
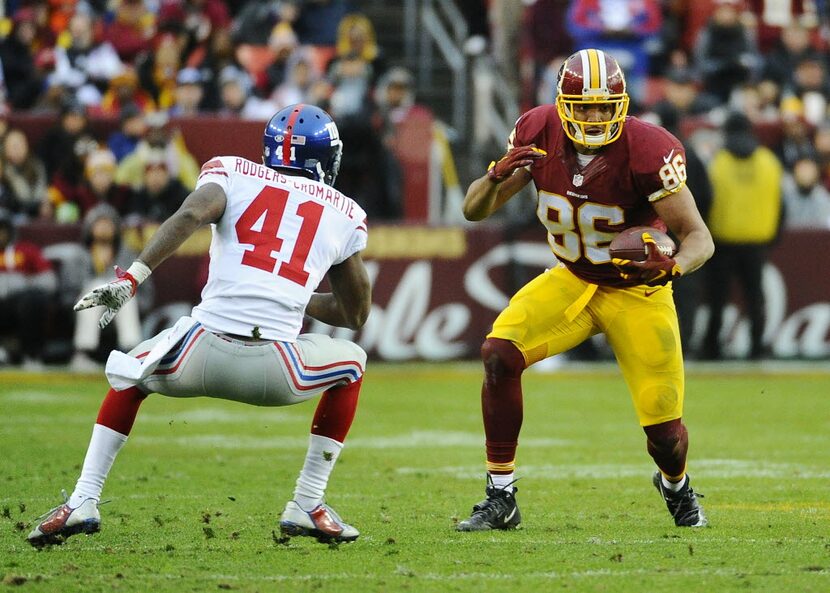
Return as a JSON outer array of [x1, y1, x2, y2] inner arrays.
[[96, 387, 148, 435], [311, 378, 362, 443], [481, 339, 525, 473]]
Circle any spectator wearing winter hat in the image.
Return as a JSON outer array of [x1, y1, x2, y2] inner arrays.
[[263, 22, 300, 93], [217, 64, 251, 115], [115, 111, 199, 191], [693, 0, 761, 104], [99, 66, 157, 116], [70, 204, 147, 371], [216, 64, 275, 120], [73, 148, 133, 217], [128, 150, 189, 222], [108, 103, 148, 162], [775, 96, 818, 170], [168, 67, 205, 116], [703, 111, 783, 360], [38, 98, 92, 184], [782, 157, 830, 229], [49, 11, 125, 109]]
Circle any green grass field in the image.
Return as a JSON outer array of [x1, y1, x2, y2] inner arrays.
[[1, 363, 829, 593]]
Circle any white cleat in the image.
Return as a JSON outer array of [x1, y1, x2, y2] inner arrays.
[[279, 500, 359, 543], [27, 497, 100, 548]]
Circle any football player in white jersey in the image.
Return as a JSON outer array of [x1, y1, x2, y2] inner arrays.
[[28, 105, 372, 546]]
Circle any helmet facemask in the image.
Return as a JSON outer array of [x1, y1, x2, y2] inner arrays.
[[556, 92, 629, 147]]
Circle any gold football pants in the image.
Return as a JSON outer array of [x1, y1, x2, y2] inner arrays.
[[488, 265, 684, 426]]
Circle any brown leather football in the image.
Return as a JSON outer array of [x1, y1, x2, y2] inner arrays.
[[609, 226, 676, 262]]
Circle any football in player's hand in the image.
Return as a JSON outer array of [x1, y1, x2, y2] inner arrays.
[[609, 226, 676, 262]]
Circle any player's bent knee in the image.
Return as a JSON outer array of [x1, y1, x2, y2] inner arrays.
[[481, 338, 525, 378], [339, 340, 367, 380], [635, 384, 682, 425], [643, 418, 686, 448]]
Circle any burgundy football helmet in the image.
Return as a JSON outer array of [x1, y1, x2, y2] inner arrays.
[[556, 49, 630, 147]]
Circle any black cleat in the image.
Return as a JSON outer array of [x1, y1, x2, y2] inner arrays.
[[653, 471, 708, 527], [457, 476, 521, 532]]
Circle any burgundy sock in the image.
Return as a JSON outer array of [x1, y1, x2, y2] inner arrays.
[[481, 338, 525, 472], [643, 419, 689, 479], [311, 378, 362, 443]]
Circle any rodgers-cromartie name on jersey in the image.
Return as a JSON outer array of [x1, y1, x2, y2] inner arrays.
[[233, 157, 358, 220]]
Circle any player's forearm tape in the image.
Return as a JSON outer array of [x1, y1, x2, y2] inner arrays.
[[127, 260, 152, 285]]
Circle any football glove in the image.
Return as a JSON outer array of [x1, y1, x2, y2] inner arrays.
[[611, 232, 683, 286], [74, 263, 149, 329], [487, 145, 546, 182]]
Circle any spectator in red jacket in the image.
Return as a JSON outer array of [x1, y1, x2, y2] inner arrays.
[[0, 209, 57, 368], [103, 0, 155, 63]]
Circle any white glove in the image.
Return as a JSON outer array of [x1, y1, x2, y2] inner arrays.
[[74, 262, 151, 329]]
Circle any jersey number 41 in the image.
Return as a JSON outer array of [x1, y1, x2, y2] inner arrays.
[[235, 186, 323, 286]]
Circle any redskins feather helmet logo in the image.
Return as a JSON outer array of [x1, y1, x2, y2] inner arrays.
[[556, 49, 630, 148]]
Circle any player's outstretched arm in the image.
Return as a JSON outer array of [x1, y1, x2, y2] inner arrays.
[[74, 183, 227, 328], [462, 146, 543, 221], [653, 185, 714, 275], [306, 252, 371, 330], [137, 182, 227, 270]]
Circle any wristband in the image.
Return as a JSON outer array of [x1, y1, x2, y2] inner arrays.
[[126, 260, 152, 285]]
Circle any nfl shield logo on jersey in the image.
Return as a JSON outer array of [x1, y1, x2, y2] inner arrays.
[[572, 173, 584, 187]]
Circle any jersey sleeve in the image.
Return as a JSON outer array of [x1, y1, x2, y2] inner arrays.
[[631, 127, 687, 203], [334, 216, 368, 265], [507, 105, 551, 150], [195, 156, 232, 194]]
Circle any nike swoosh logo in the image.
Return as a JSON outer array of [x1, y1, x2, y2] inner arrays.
[[644, 289, 660, 297], [503, 507, 517, 524], [663, 149, 675, 164]]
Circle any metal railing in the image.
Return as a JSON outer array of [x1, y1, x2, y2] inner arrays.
[[403, 0, 520, 168], [418, 0, 468, 139]]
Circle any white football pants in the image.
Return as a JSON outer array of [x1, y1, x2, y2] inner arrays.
[[127, 321, 366, 406]]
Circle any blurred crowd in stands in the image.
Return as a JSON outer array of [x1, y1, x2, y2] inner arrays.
[[516, 0, 830, 362], [519, 0, 830, 231], [0, 0, 415, 225], [0, 0, 829, 367]]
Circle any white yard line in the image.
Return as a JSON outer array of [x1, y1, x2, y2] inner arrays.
[[396, 459, 830, 479], [133, 431, 571, 450]]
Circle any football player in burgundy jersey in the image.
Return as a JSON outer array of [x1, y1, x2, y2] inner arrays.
[[28, 105, 372, 546], [457, 49, 714, 531]]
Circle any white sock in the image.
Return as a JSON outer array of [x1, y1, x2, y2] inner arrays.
[[490, 472, 515, 493], [661, 473, 687, 492], [69, 424, 128, 508], [292, 434, 343, 511]]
